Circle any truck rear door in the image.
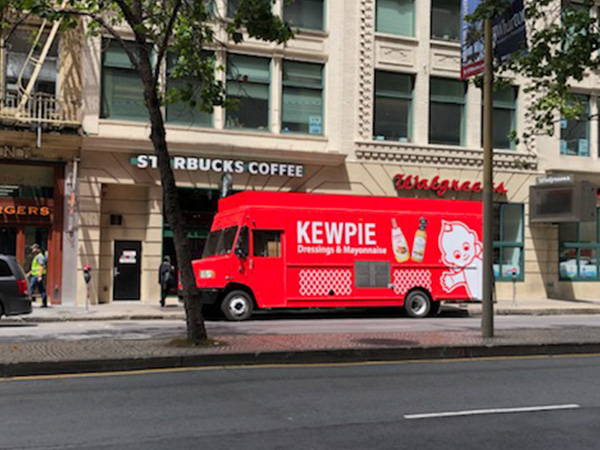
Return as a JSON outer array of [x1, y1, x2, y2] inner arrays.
[[249, 229, 285, 307]]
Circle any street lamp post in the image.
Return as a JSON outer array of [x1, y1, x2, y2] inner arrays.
[[481, 17, 494, 338]]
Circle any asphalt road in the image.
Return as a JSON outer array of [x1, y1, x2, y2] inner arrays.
[[1, 314, 600, 342], [1, 355, 599, 449]]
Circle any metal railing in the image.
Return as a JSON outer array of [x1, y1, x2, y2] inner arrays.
[[0, 91, 80, 127]]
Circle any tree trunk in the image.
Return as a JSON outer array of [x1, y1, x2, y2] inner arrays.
[[138, 57, 207, 343]]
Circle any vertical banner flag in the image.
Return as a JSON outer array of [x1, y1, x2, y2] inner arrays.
[[460, 0, 484, 79], [492, 0, 527, 63]]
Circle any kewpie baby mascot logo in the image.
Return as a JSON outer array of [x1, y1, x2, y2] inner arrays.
[[438, 220, 483, 300]]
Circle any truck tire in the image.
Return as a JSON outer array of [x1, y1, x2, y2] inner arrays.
[[221, 290, 253, 321], [404, 290, 431, 318]]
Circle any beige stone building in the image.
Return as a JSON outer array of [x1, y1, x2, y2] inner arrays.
[[3, 0, 600, 307]]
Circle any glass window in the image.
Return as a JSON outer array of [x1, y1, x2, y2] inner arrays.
[[165, 53, 213, 128], [560, 94, 590, 156], [101, 39, 147, 121], [373, 71, 413, 142], [376, 0, 415, 36], [5, 28, 59, 96], [481, 87, 518, 149], [284, 0, 324, 31], [431, 0, 461, 41], [429, 77, 466, 146], [559, 210, 600, 281], [253, 230, 281, 257], [282, 61, 323, 135], [226, 54, 270, 130], [227, 0, 240, 17], [202, 226, 239, 257], [0, 260, 11, 277], [493, 203, 524, 281]]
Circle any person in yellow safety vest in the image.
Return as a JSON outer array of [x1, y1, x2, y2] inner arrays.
[[28, 243, 47, 308]]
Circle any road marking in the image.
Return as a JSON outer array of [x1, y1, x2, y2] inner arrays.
[[404, 404, 581, 420], [3, 353, 600, 382]]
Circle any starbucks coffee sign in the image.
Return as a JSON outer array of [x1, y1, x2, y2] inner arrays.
[[131, 155, 304, 178]]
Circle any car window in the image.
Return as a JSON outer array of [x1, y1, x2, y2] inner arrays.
[[0, 260, 12, 277], [253, 230, 282, 257]]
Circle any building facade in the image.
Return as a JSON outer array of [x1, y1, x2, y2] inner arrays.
[[2, 0, 599, 307]]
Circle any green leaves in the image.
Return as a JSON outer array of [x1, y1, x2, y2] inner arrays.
[[469, 0, 600, 145]]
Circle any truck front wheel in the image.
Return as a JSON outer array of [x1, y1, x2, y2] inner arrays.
[[404, 290, 431, 318], [221, 290, 254, 321]]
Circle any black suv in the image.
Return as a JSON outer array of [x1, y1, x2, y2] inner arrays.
[[0, 255, 32, 317]]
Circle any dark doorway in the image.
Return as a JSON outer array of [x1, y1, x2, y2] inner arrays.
[[113, 240, 142, 300]]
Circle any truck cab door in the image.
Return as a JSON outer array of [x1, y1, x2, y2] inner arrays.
[[248, 229, 285, 307]]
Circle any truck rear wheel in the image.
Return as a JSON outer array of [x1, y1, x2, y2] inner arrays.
[[404, 290, 431, 318], [221, 290, 253, 321]]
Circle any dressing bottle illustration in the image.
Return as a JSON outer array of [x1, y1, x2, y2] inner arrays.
[[411, 217, 428, 262], [391, 218, 410, 263]]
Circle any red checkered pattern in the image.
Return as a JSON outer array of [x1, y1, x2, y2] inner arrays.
[[392, 269, 432, 295], [299, 269, 353, 296]]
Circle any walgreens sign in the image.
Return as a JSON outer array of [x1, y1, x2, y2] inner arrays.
[[393, 174, 508, 197]]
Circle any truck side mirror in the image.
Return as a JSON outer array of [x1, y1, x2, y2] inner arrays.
[[235, 226, 249, 259]]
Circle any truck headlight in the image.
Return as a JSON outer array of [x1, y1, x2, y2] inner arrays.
[[199, 270, 216, 279]]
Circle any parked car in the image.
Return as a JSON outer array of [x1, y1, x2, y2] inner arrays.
[[0, 254, 32, 317]]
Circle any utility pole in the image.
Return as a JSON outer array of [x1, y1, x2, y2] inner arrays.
[[481, 17, 494, 338]]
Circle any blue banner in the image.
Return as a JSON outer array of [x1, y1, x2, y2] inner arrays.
[[493, 0, 527, 63]]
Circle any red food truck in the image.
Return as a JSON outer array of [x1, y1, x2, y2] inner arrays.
[[192, 191, 483, 321]]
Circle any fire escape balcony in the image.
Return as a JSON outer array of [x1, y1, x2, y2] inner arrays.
[[0, 91, 80, 128]]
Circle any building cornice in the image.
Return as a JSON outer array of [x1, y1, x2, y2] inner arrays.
[[355, 141, 539, 172]]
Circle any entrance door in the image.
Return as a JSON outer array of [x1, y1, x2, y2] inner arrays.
[[113, 240, 142, 300]]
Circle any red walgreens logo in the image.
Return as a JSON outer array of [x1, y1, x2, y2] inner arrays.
[[393, 174, 508, 197]]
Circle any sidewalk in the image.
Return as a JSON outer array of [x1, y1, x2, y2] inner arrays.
[[3, 297, 600, 378], [20, 295, 600, 322]]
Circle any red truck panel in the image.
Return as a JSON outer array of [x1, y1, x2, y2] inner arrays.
[[193, 191, 483, 309]]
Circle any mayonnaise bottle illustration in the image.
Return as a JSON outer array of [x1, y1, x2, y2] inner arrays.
[[411, 217, 428, 263], [391, 218, 410, 263]]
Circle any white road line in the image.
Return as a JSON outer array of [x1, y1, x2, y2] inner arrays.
[[404, 404, 581, 420]]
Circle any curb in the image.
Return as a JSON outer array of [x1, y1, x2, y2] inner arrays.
[[12, 308, 600, 323], [3, 342, 600, 378]]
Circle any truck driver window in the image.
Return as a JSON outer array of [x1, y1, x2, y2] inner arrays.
[[253, 230, 281, 257], [202, 226, 239, 257]]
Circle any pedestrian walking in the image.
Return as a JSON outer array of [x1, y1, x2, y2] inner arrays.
[[158, 256, 174, 307], [28, 243, 48, 308]]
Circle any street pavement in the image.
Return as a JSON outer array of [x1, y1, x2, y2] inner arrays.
[[2, 298, 600, 377], [2, 355, 600, 449]]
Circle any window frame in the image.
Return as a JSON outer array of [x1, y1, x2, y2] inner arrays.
[[225, 54, 271, 131], [281, 60, 324, 136], [373, 70, 414, 142], [375, 0, 415, 37], [283, 0, 326, 31], [252, 229, 282, 258], [560, 94, 590, 157], [100, 38, 151, 122], [165, 52, 214, 128], [430, 0, 461, 42], [559, 209, 600, 281], [493, 202, 525, 282], [429, 77, 466, 146]]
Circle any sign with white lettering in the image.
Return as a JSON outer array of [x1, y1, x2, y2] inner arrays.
[[131, 155, 304, 178], [536, 175, 574, 186]]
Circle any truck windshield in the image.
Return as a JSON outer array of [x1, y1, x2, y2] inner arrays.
[[202, 226, 238, 258]]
